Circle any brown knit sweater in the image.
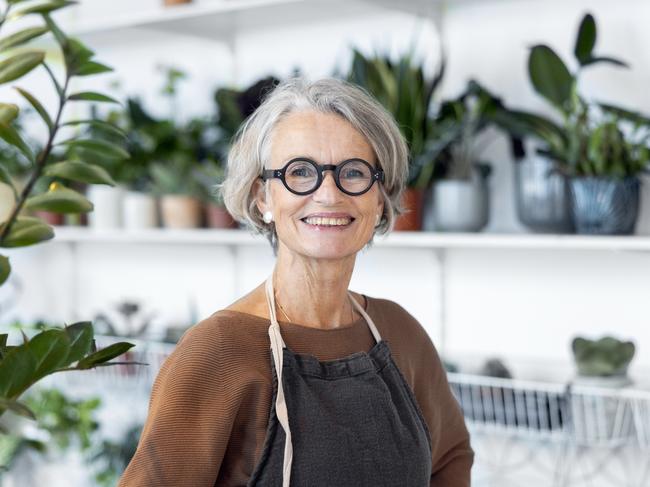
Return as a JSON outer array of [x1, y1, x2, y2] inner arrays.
[[118, 296, 473, 486]]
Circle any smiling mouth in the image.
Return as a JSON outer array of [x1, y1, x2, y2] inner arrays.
[[300, 216, 355, 227]]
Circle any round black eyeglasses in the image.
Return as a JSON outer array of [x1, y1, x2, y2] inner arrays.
[[260, 157, 385, 196]]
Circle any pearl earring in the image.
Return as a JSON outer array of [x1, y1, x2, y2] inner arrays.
[[375, 214, 381, 226], [263, 211, 274, 224]]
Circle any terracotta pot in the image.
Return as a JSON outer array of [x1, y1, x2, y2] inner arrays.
[[164, 0, 191, 5], [393, 187, 425, 231], [205, 203, 238, 229], [160, 194, 202, 228], [33, 210, 65, 226]]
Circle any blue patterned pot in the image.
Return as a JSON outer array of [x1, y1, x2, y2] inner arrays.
[[568, 176, 640, 235]]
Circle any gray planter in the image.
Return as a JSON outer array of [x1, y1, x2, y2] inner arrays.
[[569, 176, 640, 235], [514, 157, 574, 233]]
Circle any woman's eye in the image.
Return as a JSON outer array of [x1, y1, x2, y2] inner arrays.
[[290, 166, 315, 177], [342, 169, 364, 178]]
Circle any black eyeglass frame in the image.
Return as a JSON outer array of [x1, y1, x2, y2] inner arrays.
[[260, 157, 385, 196]]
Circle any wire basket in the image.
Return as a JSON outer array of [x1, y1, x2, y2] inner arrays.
[[626, 388, 650, 450]]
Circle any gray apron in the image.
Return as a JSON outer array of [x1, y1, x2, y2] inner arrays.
[[246, 275, 432, 486]]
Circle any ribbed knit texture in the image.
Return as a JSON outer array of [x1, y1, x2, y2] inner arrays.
[[118, 296, 473, 486]]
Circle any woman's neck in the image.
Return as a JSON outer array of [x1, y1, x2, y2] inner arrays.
[[272, 250, 358, 330]]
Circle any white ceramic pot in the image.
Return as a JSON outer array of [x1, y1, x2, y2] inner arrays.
[[433, 174, 489, 232], [123, 191, 158, 229], [86, 184, 126, 230], [159, 194, 202, 228]]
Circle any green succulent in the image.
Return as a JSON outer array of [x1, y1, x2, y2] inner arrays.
[[571, 336, 636, 377]]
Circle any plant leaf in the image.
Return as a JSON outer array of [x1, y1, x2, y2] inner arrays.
[[0, 164, 17, 201], [0, 122, 34, 162], [0, 103, 19, 124], [62, 119, 128, 140], [0, 342, 36, 398], [574, 13, 596, 65], [63, 38, 94, 75], [0, 254, 10, 286], [42, 14, 67, 47], [75, 61, 113, 77], [77, 342, 135, 369], [0, 26, 49, 52], [67, 92, 119, 104], [26, 329, 70, 382], [14, 87, 53, 130], [9, 1, 78, 18], [0, 51, 45, 85], [24, 186, 93, 214], [528, 44, 573, 112], [64, 322, 94, 364], [581, 56, 629, 68], [44, 160, 116, 186], [62, 138, 128, 160], [0, 216, 54, 248]]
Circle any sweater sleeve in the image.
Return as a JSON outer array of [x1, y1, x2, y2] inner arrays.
[[117, 317, 242, 487], [418, 334, 474, 487]]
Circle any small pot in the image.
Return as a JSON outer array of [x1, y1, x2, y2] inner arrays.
[[163, 0, 191, 5], [123, 191, 159, 229], [32, 210, 65, 226], [393, 187, 425, 231], [160, 194, 202, 229], [86, 184, 126, 229], [569, 175, 640, 235], [205, 203, 238, 229], [433, 168, 489, 232]]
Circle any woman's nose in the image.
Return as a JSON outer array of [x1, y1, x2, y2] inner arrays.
[[312, 171, 342, 202]]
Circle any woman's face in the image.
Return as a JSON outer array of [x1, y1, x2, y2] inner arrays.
[[255, 110, 384, 261]]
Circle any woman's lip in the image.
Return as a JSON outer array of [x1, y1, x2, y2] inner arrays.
[[301, 213, 354, 219]]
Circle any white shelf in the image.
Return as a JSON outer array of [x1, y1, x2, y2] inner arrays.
[[48, 227, 650, 252], [58, 0, 437, 41]]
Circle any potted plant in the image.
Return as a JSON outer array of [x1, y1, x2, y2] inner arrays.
[[571, 336, 635, 387], [495, 13, 650, 234], [428, 81, 497, 232], [194, 158, 238, 229], [346, 48, 445, 231]]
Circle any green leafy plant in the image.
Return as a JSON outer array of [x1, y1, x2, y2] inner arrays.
[[0, 0, 135, 430], [346, 48, 445, 188], [89, 423, 142, 487], [571, 336, 636, 377], [494, 12, 650, 178]]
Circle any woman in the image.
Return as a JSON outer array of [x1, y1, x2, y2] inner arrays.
[[119, 77, 473, 486]]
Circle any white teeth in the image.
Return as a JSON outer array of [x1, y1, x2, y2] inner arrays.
[[304, 216, 352, 226]]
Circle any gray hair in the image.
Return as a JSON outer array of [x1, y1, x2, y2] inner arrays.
[[217, 76, 409, 252]]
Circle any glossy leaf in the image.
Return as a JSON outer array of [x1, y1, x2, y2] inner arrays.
[[44, 160, 116, 186], [0, 216, 54, 248], [62, 138, 128, 160], [75, 61, 113, 76], [67, 92, 119, 104], [64, 322, 94, 364], [0, 122, 34, 162], [0, 342, 36, 398], [574, 13, 596, 65], [0, 26, 49, 52], [528, 45, 573, 111], [0, 51, 45, 85], [14, 87, 53, 130], [24, 186, 93, 214], [0, 254, 9, 286], [27, 329, 70, 381], [0, 103, 19, 124], [77, 342, 135, 369]]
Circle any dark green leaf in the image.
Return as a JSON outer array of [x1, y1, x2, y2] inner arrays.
[[14, 87, 53, 130], [0, 103, 19, 124], [44, 160, 116, 186], [77, 342, 135, 369], [0, 342, 36, 398], [581, 56, 629, 68], [0, 397, 35, 419], [75, 61, 113, 76], [64, 38, 94, 75], [528, 45, 573, 111], [67, 92, 119, 104], [62, 138, 129, 160], [42, 14, 67, 47], [26, 329, 70, 381], [0, 216, 54, 248], [10, 1, 77, 18], [0, 122, 34, 162], [24, 186, 93, 214], [598, 102, 650, 125], [0, 26, 49, 51], [574, 13, 596, 65], [0, 254, 9, 286], [0, 51, 45, 85], [64, 322, 94, 364]]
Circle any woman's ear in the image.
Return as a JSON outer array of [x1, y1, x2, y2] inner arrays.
[[253, 178, 269, 215]]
